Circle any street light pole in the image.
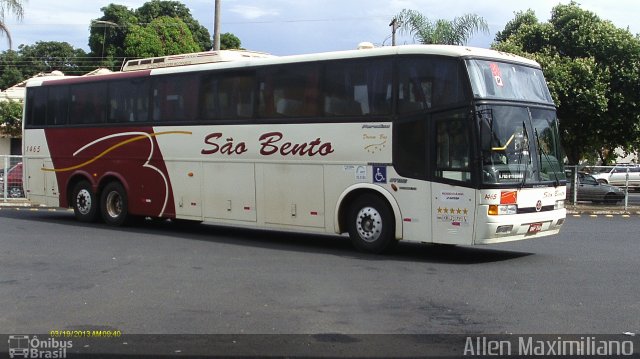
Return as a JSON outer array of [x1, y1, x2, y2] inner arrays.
[[92, 20, 118, 62], [213, 0, 221, 51], [389, 18, 397, 46]]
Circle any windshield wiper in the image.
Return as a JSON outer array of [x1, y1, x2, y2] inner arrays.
[[535, 128, 561, 187]]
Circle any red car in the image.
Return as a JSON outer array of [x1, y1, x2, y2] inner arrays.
[[5, 162, 24, 198]]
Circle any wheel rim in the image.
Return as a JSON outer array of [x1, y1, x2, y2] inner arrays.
[[76, 189, 92, 215], [9, 187, 22, 198], [356, 206, 382, 243], [105, 191, 122, 219]]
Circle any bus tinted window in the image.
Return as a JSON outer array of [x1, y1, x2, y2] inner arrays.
[[200, 72, 255, 121], [152, 74, 198, 122], [324, 59, 392, 116], [394, 115, 427, 179], [434, 110, 472, 183], [26, 87, 47, 127], [47, 86, 69, 126], [69, 82, 107, 125], [259, 64, 320, 118], [108, 78, 150, 123], [397, 57, 468, 113], [466, 59, 553, 103]]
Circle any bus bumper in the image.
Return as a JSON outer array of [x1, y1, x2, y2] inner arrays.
[[475, 208, 566, 245]]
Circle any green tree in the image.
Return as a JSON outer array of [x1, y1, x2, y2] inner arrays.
[[494, 9, 538, 44], [90, 1, 224, 66], [0, 49, 22, 89], [393, 9, 489, 45], [18, 41, 88, 76], [0, 0, 25, 49], [493, 2, 640, 164], [0, 99, 22, 137], [136, 0, 211, 51], [123, 16, 199, 57], [220, 32, 241, 50], [88, 4, 139, 67]]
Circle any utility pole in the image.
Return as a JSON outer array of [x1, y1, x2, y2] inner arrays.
[[389, 18, 397, 46], [213, 0, 221, 50]]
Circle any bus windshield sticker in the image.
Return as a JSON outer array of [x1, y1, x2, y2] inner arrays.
[[489, 63, 504, 87]]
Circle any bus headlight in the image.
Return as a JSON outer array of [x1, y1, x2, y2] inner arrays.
[[488, 204, 517, 215], [555, 200, 565, 210]]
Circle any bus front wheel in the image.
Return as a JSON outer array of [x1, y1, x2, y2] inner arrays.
[[347, 194, 397, 254], [72, 181, 99, 222], [100, 182, 129, 226]]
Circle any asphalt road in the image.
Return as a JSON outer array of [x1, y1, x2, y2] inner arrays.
[[1, 208, 638, 337]]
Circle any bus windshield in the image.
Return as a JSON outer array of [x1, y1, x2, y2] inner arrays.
[[466, 59, 553, 104], [478, 105, 566, 186]]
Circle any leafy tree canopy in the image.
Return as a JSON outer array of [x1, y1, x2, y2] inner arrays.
[[493, 2, 640, 164], [123, 16, 199, 58], [0, 99, 22, 137], [89, 0, 223, 68], [1, 42, 88, 90], [18, 41, 88, 75], [220, 32, 241, 50], [136, 0, 211, 50]]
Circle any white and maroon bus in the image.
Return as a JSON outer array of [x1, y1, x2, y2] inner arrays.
[[22, 45, 567, 253]]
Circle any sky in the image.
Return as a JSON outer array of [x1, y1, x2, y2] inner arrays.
[[2, 0, 639, 56]]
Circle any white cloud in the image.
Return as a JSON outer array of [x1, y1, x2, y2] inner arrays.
[[229, 5, 279, 20]]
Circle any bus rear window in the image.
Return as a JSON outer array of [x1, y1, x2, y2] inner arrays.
[[26, 87, 47, 127]]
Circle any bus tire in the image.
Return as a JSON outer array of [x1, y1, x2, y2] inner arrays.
[[72, 181, 99, 222], [100, 182, 129, 226], [347, 194, 397, 254]]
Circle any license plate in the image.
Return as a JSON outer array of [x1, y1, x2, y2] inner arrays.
[[528, 222, 543, 234]]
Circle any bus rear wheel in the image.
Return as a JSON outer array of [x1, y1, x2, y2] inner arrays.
[[347, 194, 397, 254], [101, 182, 129, 226], [72, 181, 99, 222]]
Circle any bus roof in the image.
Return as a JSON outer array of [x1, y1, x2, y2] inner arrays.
[[147, 45, 541, 76], [26, 45, 540, 87], [121, 49, 274, 72]]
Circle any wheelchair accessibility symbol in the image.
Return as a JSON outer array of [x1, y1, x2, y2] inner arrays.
[[373, 166, 387, 184]]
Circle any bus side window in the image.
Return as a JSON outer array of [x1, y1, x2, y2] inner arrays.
[[69, 83, 107, 125], [200, 72, 256, 121], [259, 64, 319, 118], [152, 74, 197, 122], [393, 115, 427, 179], [218, 74, 255, 120], [324, 59, 392, 117], [434, 112, 472, 183], [47, 86, 69, 126], [398, 56, 468, 113], [108, 78, 149, 123]]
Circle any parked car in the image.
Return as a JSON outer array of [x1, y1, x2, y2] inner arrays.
[[567, 172, 625, 204], [589, 165, 640, 190], [4, 162, 24, 198]]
